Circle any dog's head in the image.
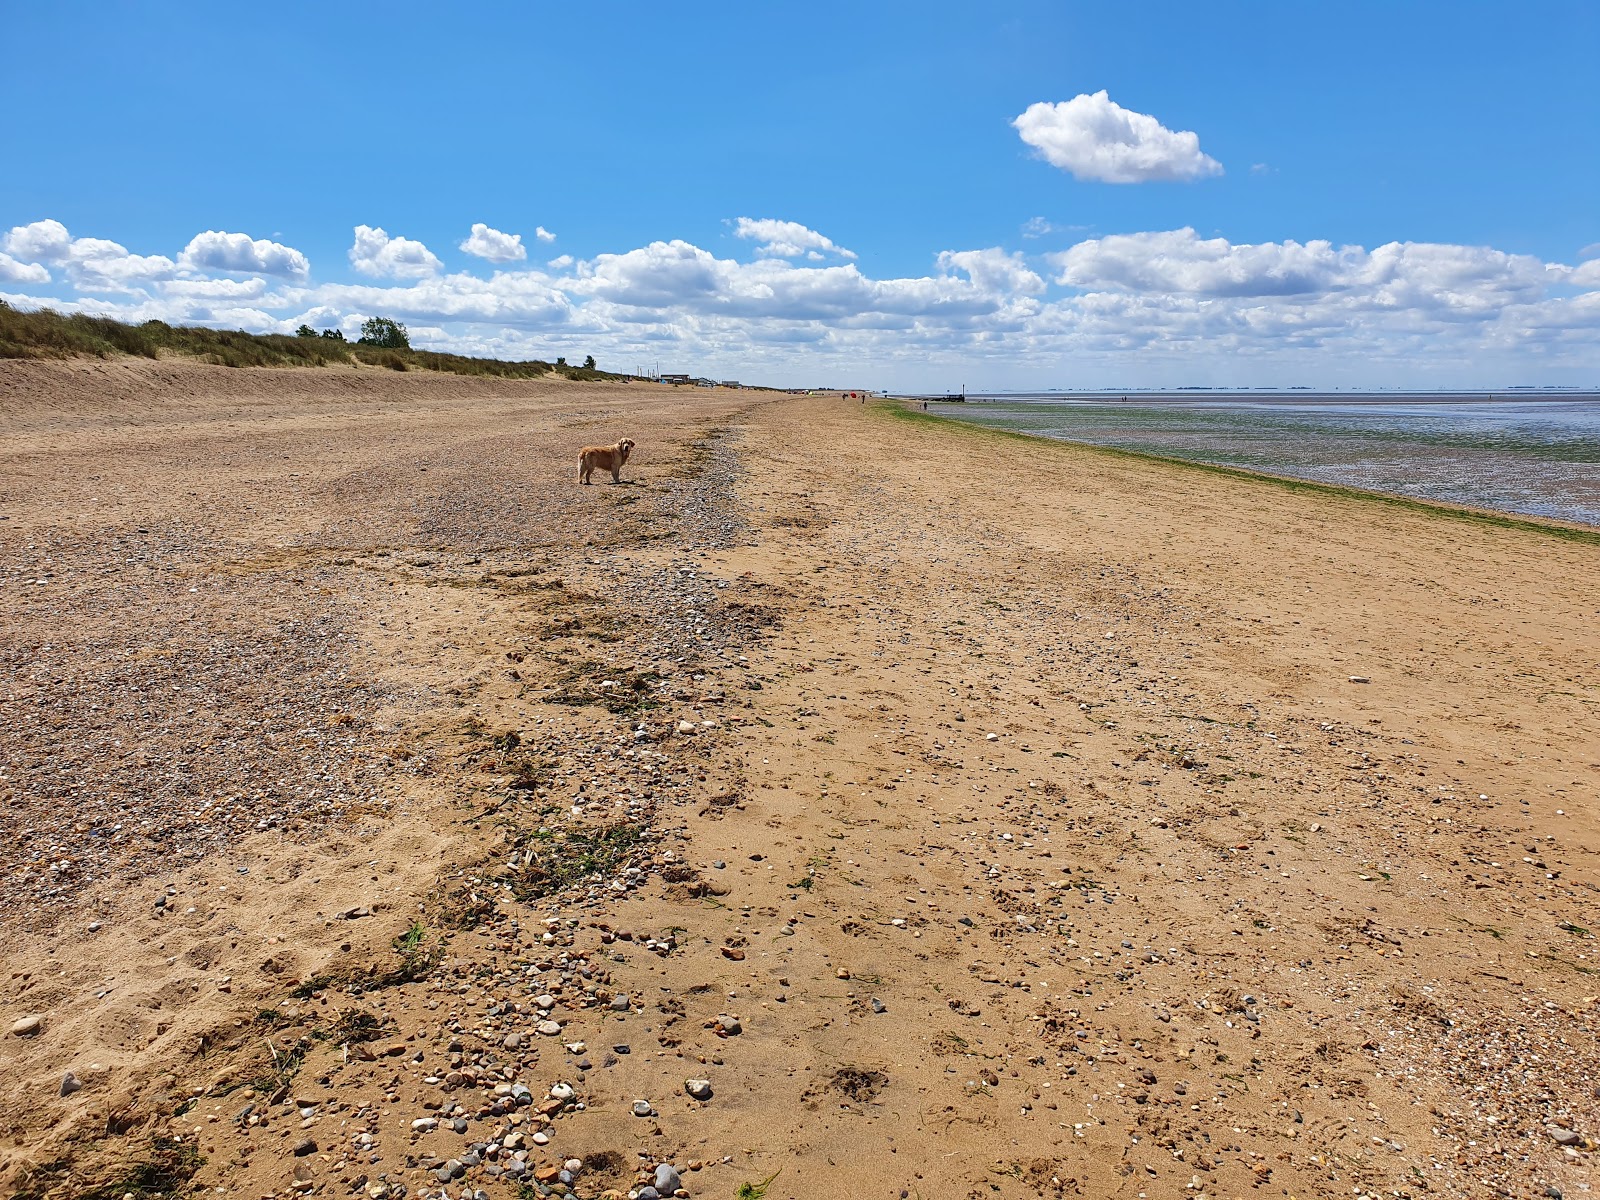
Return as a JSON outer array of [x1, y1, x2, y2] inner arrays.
[[617, 438, 635, 463]]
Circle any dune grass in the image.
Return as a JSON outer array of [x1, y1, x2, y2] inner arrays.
[[0, 301, 626, 381]]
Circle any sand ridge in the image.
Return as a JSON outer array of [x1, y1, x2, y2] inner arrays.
[[2, 363, 1598, 1199]]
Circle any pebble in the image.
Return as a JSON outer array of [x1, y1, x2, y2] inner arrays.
[[1549, 1125, 1582, 1146], [655, 1164, 682, 1193], [10, 1015, 43, 1037], [685, 1078, 713, 1101], [871, 998, 887, 1014], [292, 1137, 317, 1156], [632, 1099, 654, 1117], [537, 1020, 562, 1036], [503, 1032, 521, 1049], [411, 1117, 438, 1132], [610, 993, 631, 1011], [60, 1072, 81, 1096]]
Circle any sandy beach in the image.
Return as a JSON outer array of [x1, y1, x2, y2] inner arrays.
[[3, 359, 1598, 1200]]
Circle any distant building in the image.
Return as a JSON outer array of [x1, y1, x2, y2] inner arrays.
[[660, 373, 691, 385], [720, 380, 740, 389]]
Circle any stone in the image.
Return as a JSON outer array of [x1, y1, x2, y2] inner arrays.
[[10, 1015, 43, 1037], [610, 994, 631, 1011], [292, 1137, 317, 1156], [1549, 1125, 1582, 1146], [654, 1164, 682, 1193], [685, 1078, 713, 1101], [632, 1099, 654, 1117], [411, 1117, 438, 1132], [503, 1032, 521, 1050], [60, 1072, 82, 1096], [716, 1014, 742, 1036], [537, 1020, 562, 1036], [871, 997, 887, 1014]]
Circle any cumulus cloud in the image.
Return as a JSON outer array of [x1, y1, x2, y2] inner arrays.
[[535, 226, 556, 243], [64, 238, 175, 289], [1013, 92, 1223, 184], [937, 248, 1045, 295], [178, 230, 309, 278], [1051, 228, 1552, 309], [162, 276, 272, 301], [348, 225, 442, 279], [733, 218, 856, 261], [1054, 229, 1350, 296], [460, 223, 528, 263], [0, 252, 50, 284], [5, 214, 1598, 389], [3, 219, 177, 290], [1565, 259, 1600, 287], [3, 219, 74, 263]]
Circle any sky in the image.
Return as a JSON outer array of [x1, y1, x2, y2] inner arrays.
[[3, 0, 1598, 390]]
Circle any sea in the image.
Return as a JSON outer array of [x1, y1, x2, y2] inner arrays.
[[923, 391, 1600, 528]]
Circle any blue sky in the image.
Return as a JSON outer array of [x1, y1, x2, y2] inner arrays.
[[3, 1, 1597, 389]]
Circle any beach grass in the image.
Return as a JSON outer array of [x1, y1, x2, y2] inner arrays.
[[0, 301, 624, 381], [880, 398, 1600, 547]]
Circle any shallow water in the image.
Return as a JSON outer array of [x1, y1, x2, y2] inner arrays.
[[926, 392, 1600, 527]]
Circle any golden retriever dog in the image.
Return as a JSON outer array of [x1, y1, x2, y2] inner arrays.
[[578, 437, 635, 484]]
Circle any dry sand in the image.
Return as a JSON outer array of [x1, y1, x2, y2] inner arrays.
[[2, 358, 1598, 1200]]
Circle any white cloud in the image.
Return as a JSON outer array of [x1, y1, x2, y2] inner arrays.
[[937, 248, 1045, 295], [348, 225, 442, 279], [460, 223, 528, 263], [317, 269, 573, 328], [0, 252, 50, 284], [1013, 92, 1223, 184], [3, 219, 176, 291], [4, 219, 74, 263], [535, 226, 556, 243], [1565, 259, 1600, 287], [1054, 229, 1350, 296], [162, 276, 271, 300], [1051, 228, 1553, 310], [732, 218, 856, 261], [7, 214, 1598, 390], [179, 230, 309, 278], [63, 237, 176, 290]]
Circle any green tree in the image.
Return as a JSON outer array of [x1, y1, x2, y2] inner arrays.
[[583, 354, 596, 370], [555, 355, 567, 367], [357, 317, 409, 349], [320, 328, 346, 341], [296, 324, 317, 338]]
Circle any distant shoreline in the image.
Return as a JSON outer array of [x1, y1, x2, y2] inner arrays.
[[888, 396, 1600, 540]]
